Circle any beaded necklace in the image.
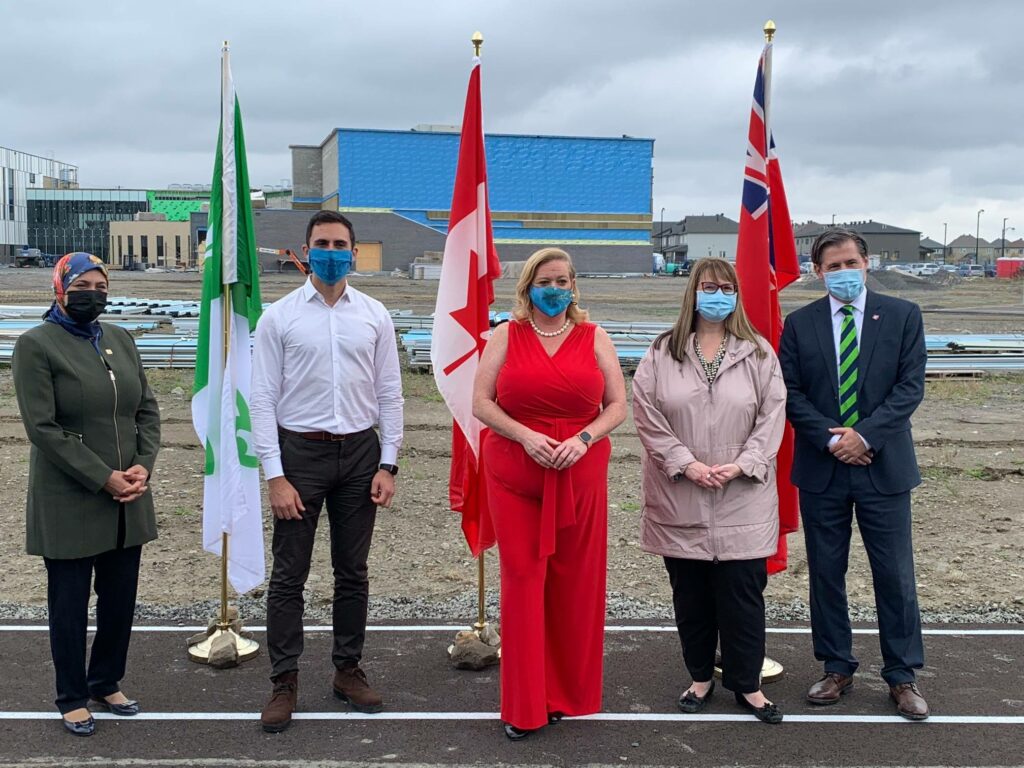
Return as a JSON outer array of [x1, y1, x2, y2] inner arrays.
[[694, 333, 729, 386]]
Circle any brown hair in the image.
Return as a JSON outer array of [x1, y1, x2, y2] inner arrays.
[[655, 257, 767, 362], [305, 210, 356, 247], [513, 247, 589, 323], [811, 227, 868, 266]]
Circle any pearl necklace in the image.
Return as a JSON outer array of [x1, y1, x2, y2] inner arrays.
[[529, 317, 572, 337]]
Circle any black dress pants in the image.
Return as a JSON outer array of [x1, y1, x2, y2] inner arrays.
[[267, 428, 380, 680], [664, 556, 768, 695], [44, 540, 142, 714]]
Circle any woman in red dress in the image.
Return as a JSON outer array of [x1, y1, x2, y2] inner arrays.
[[473, 247, 627, 739]]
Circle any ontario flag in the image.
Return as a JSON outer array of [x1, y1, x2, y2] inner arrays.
[[735, 38, 801, 574], [430, 56, 502, 557]]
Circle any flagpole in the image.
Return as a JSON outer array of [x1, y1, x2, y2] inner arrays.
[[187, 40, 260, 666], [472, 27, 487, 639]]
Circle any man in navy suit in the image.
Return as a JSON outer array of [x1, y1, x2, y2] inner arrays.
[[779, 228, 929, 720]]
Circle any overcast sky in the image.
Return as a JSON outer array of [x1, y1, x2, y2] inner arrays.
[[4, 0, 1022, 243]]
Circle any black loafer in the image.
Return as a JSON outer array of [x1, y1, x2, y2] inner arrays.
[[677, 680, 715, 713], [91, 696, 140, 716], [547, 711, 565, 724], [503, 722, 535, 740], [734, 691, 784, 724], [62, 715, 96, 737]]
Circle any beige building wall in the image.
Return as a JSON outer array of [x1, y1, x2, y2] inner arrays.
[[109, 220, 192, 268]]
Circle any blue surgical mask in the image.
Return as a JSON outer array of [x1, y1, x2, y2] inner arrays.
[[823, 268, 865, 303], [529, 285, 574, 317], [308, 248, 353, 285], [695, 289, 737, 322]]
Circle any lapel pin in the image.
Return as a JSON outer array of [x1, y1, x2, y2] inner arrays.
[[105, 348, 113, 355], [871, 314, 879, 320]]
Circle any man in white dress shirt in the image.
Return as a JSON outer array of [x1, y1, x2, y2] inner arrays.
[[252, 211, 404, 732]]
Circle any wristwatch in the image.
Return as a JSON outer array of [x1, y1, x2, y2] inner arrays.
[[577, 431, 593, 446], [378, 463, 399, 476]]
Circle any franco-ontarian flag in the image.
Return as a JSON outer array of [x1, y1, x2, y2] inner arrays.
[[191, 44, 265, 595]]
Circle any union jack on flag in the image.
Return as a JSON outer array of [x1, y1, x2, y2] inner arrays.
[[734, 39, 801, 574]]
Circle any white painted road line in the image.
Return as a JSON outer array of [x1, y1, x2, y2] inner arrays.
[[0, 711, 1021, 724], [1, 625, 1022, 636]]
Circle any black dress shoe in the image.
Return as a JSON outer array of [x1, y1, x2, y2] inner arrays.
[[62, 715, 96, 737], [503, 722, 536, 740], [91, 696, 140, 716], [548, 711, 565, 724], [734, 691, 784, 724], [677, 680, 715, 714]]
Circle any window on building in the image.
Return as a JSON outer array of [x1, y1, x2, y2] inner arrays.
[[117, 235, 123, 261], [29, 172, 35, 184], [127, 236, 134, 257], [141, 235, 149, 263], [894, 250, 900, 260], [156, 235, 165, 265], [175, 235, 182, 263], [882, 250, 890, 259]]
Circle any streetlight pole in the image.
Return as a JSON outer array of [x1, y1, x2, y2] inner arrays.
[[831, 213, 836, 226], [1002, 217, 1009, 261], [942, 222, 947, 264], [976, 209, 984, 265], [660, 206, 665, 254]]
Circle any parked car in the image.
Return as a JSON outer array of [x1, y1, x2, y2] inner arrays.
[[957, 264, 986, 278], [918, 264, 941, 276]]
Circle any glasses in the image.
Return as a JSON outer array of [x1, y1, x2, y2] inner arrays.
[[698, 281, 737, 295]]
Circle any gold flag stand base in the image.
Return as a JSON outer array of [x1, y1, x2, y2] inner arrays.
[[187, 611, 260, 668], [447, 551, 501, 670], [713, 654, 784, 684]]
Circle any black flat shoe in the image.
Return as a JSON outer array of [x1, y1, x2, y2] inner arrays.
[[503, 722, 535, 740], [62, 715, 96, 737], [734, 691, 784, 724], [677, 680, 715, 714], [91, 696, 140, 716], [548, 711, 565, 724]]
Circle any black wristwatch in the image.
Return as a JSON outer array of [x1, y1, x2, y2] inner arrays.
[[577, 431, 593, 446], [378, 463, 399, 476]]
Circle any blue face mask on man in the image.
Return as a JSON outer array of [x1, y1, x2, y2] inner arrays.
[[308, 248, 353, 285], [529, 285, 574, 317], [695, 289, 737, 322], [823, 268, 865, 302]]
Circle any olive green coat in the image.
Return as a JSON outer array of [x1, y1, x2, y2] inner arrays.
[[13, 321, 160, 559]]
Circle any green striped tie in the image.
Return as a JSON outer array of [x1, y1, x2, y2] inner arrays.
[[838, 305, 859, 427]]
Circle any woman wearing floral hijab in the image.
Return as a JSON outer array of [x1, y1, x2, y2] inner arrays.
[[12, 253, 160, 737]]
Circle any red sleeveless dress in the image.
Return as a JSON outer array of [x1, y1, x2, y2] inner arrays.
[[482, 320, 610, 730]]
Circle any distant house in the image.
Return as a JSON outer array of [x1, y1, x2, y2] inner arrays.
[[793, 219, 922, 264], [919, 236, 945, 261], [947, 234, 994, 263], [670, 214, 739, 262], [990, 238, 1023, 260]]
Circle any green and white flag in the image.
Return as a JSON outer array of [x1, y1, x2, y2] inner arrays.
[[191, 44, 264, 595]]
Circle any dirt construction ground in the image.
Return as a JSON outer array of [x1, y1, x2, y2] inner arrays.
[[0, 268, 1021, 621]]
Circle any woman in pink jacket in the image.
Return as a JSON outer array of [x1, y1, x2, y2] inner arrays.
[[632, 258, 787, 724]]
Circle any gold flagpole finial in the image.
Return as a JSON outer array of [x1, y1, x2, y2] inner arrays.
[[763, 20, 776, 43], [472, 31, 483, 57]]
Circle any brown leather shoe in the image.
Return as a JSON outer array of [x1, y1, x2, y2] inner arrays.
[[806, 672, 853, 705], [890, 682, 929, 721], [333, 666, 384, 713], [261, 671, 298, 733]]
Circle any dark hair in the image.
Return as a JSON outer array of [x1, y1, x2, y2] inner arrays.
[[305, 210, 356, 247], [811, 227, 868, 266]]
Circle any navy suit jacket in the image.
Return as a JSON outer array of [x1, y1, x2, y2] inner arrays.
[[778, 290, 926, 495]]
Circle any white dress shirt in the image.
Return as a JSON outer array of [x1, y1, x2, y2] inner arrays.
[[827, 288, 870, 450], [251, 279, 404, 480]]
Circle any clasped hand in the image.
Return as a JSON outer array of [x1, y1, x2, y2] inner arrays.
[[683, 461, 741, 489], [521, 430, 588, 470], [828, 427, 872, 465], [104, 465, 149, 503]]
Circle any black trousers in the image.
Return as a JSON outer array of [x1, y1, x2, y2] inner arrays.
[[267, 428, 380, 679], [664, 556, 767, 695], [801, 463, 924, 685], [44, 540, 142, 714]]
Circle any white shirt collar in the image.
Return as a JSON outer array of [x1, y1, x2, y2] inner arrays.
[[302, 277, 352, 305], [829, 288, 867, 317]]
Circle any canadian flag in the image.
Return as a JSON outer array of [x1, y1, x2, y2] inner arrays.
[[430, 57, 502, 556]]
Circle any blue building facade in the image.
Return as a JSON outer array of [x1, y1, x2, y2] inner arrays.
[[291, 128, 654, 271]]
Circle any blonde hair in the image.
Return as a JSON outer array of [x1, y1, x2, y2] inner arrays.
[[513, 247, 589, 323], [656, 257, 767, 361]]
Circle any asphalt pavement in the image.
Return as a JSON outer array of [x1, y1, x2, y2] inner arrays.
[[1, 622, 1022, 767]]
